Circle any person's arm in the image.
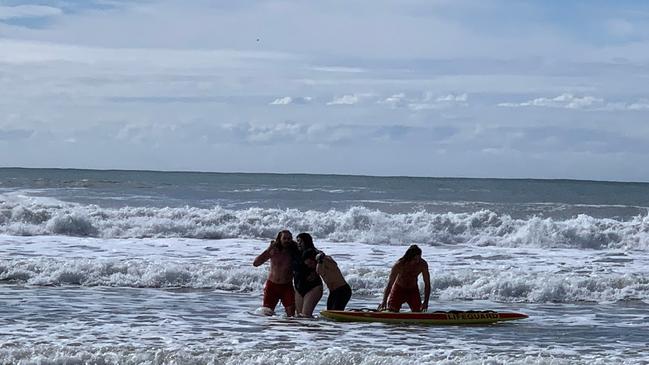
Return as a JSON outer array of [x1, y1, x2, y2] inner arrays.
[[421, 260, 431, 312], [315, 252, 327, 276], [378, 263, 399, 311], [253, 242, 275, 267]]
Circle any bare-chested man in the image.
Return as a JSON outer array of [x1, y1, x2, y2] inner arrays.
[[378, 244, 431, 312], [315, 251, 352, 310], [253, 230, 297, 316]]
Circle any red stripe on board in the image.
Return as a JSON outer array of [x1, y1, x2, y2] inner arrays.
[[323, 310, 528, 321]]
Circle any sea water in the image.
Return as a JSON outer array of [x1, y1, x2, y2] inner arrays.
[[1, 168, 648, 364]]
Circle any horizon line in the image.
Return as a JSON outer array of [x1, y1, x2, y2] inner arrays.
[[2, 166, 648, 185]]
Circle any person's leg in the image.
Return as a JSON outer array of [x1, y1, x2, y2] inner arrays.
[[336, 284, 352, 310], [387, 285, 405, 312], [262, 280, 280, 312], [329, 284, 352, 310], [326, 290, 335, 310], [284, 304, 295, 316], [301, 285, 323, 317], [406, 288, 422, 312], [294, 290, 304, 316], [279, 284, 296, 317]]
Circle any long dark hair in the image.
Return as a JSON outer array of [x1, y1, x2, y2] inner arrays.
[[272, 230, 293, 251], [296, 232, 315, 252], [399, 244, 422, 262], [302, 248, 318, 261]]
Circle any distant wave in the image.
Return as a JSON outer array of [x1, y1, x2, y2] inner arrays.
[[1, 195, 648, 249], [1, 257, 647, 304], [220, 187, 369, 193]]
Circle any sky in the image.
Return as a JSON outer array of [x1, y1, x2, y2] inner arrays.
[[1, 0, 649, 181]]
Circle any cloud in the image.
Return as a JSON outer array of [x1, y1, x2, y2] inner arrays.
[[377, 93, 407, 108], [435, 93, 468, 102], [326, 93, 375, 106], [0, 5, 63, 20], [604, 100, 649, 111], [107, 120, 459, 148], [269, 96, 313, 105], [327, 94, 362, 105], [245, 122, 304, 143], [625, 102, 649, 110], [408, 92, 469, 110], [498, 93, 605, 109], [464, 125, 649, 155], [2, 0, 649, 179], [377, 92, 469, 110], [498, 94, 649, 111]]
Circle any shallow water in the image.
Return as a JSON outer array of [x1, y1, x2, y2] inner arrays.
[[2, 169, 649, 364], [1, 236, 648, 364], [1, 286, 648, 364]]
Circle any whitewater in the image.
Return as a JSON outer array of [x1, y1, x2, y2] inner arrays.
[[1, 168, 648, 364]]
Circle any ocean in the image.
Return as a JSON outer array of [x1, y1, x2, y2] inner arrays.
[[1, 167, 648, 364]]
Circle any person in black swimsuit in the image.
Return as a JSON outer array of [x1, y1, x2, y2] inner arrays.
[[294, 233, 323, 317]]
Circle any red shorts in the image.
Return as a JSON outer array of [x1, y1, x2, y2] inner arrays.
[[262, 280, 295, 311], [387, 284, 421, 312]]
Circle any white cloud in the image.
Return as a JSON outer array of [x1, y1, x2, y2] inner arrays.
[[498, 93, 605, 109], [2, 1, 649, 179], [378, 92, 469, 110], [270, 97, 293, 105], [603, 101, 649, 111], [626, 101, 649, 110], [327, 93, 374, 105], [327, 94, 359, 105], [269, 96, 312, 105], [246, 122, 303, 143], [408, 92, 469, 110], [0, 5, 63, 20], [378, 93, 407, 108], [436, 93, 468, 102], [498, 94, 649, 111]]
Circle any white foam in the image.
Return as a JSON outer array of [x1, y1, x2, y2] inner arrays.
[[0, 345, 638, 365], [1, 196, 648, 249], [1, 237, 648, 303]]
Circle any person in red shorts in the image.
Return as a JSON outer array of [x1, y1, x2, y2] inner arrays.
[[253, 230, 298, 316], [377, 244, 431, 312]]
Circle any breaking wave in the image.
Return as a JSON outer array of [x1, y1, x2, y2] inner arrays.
[[1, 198, 648, 249], [1, 257, 647, 303]]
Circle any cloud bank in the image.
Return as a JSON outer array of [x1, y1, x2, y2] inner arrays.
[[2, 0, 649, 181]]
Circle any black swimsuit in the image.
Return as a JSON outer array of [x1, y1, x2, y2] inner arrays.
[[294, 263, 322, 296]]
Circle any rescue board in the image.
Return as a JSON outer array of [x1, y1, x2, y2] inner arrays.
[[320, 309, 528, 325]]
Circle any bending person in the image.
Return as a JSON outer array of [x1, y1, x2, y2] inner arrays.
[[294, 233, 323, 317], [253, 230, 298, 316], [378, 244, 430, 312], [316, 251, 352, 310]]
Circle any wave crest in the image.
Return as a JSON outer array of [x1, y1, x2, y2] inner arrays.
[[1, 258, 647, 303], [1, 199, 648, 248]]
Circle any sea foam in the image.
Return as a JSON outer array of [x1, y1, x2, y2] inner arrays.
[[1, 196, 648, 249], [1, 256, 647, 303]]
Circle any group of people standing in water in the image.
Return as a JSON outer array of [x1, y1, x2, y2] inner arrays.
[[253, 230, 352, 316], [253, 229, 431, 317]]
